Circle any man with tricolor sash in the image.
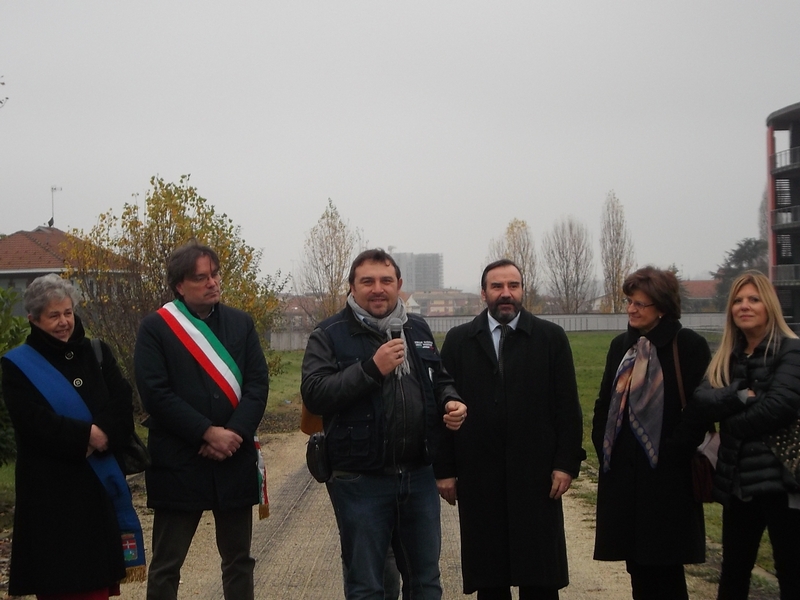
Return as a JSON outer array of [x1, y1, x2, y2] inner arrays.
[[134, 240, 269, 600]]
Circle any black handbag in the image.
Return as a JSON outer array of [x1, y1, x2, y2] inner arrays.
[[90, 338, 152, 475], [306, 414, 337, 483], [674, 335, 718, 502], [306, 431, 331, 483], [116, 431, 152, 475], [768, 417, 800, 489]]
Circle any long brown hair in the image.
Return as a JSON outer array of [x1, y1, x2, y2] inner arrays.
[[706, 271, 797, 387]]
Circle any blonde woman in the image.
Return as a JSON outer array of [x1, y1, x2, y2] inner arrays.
[[692, 271, 800, 599]]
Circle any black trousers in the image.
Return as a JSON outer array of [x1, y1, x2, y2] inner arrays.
[[718, 493, 800, 600], [146, 506, 255, 600], [625, 561, 688, 600]]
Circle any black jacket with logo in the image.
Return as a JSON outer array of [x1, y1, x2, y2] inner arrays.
[[301, 306, 459, 474]]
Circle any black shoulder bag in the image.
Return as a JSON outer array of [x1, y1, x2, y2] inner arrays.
[[90, 338, 152, 476], [306, 414, 337, 483]]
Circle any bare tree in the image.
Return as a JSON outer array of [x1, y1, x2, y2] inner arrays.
[[296, 199, 362, 323], [487, 218, 539, 311], [542, 216, 595, 314], [600, 191, 636, 313]]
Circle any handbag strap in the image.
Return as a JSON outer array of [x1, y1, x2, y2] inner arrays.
[[90, 338, 103, 367], [672, 332, 687, 410]]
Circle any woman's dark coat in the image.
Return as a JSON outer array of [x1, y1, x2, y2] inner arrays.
[[0, 318, 132, 596], [692, 335, 800, 503], [591, 319, 710, 565], [434, 309, 585, 593], [135, 303, 269, 511]]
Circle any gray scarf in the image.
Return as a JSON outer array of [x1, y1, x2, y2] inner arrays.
[[346, 294, 411, 378]]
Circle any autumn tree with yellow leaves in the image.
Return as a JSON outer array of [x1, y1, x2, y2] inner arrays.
[[64, 176, 286, 396]]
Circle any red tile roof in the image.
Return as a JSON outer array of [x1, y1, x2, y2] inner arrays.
[[0, 227, 75, 271], [682, 280, 717, 299]]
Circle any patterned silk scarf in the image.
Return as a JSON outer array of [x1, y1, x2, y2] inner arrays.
[[602, 336, 665, 472]]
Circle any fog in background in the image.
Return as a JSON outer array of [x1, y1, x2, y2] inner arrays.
[[2, 2, 799, 292]]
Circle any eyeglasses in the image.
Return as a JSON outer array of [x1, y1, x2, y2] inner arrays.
[[624, 298, 654, 310]]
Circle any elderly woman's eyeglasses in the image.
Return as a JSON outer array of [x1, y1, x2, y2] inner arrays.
[[624, 298, 654, 310]]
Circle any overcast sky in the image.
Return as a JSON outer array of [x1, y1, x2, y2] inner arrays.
[[2, 1, 799, 293]]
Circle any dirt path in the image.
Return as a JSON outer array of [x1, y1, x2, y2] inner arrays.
[[116, 430, 723, 599]]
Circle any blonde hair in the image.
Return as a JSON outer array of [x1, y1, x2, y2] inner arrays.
[[707, 270, 797, 387]]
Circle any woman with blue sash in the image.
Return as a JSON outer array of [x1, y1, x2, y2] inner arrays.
[[1, 274, 144, 599]]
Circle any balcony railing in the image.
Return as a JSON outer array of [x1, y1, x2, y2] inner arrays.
[[771, 147, 800, 173], [772, 264, 800, 283], [772, 206, 800, 228]]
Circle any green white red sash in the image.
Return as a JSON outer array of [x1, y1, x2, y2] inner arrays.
[[157, 300, 243, 406], [157, 299, 269, 518]]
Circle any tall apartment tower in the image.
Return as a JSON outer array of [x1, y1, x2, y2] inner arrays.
[[392, 252, 443, 292], [767, 101, 800, 327]]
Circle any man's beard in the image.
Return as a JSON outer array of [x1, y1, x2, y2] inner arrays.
[[488, 297, 522, 324]]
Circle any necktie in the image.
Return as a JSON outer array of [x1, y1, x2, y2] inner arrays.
[[498, 324, 509, 376]]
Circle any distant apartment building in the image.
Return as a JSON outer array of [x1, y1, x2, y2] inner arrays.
[[767, 101, 800, 327], [393, 252, 443, 292], [408, 290, 483, 316]]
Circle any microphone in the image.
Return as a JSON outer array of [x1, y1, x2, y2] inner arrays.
[[389, 318, 403, 340]]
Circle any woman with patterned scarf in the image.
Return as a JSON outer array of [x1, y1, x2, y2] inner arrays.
[[591, 266, 711, 600], [1, 274, 145, 599]]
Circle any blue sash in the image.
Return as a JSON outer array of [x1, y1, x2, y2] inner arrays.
[[4, 344, 146, 577]]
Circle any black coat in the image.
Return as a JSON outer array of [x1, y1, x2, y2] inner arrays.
[[1, 318, 132, 596], [692, 335, 800, 503], [434, 309, 585, 593], [135, 303, 269, 510], [591, 319, 710, 565]]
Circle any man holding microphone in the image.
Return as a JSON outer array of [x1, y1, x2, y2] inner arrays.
[[301, 248, 466, 599]]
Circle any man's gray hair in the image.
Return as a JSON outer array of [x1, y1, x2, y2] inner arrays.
[[23, 274, 81, 320]]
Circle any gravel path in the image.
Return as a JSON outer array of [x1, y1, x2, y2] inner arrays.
[[2, 430, 738, 599], [118, 430, 724, 599]]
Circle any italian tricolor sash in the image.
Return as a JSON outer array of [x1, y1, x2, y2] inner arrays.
[[157, 300, 269, 519]]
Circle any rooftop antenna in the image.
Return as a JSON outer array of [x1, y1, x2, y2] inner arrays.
[[49, 186, 61, 227]]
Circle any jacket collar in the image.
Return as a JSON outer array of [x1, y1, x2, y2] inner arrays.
[[343, 304, 392, 339], [26, 314, 87, 356], [468, 308, 537, 366], [622, 317, 680, 349]]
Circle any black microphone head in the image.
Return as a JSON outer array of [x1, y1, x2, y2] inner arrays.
[[389, 318, 403, 339]]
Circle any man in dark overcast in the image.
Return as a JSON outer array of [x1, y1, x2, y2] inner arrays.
[[435, 259, 585, 600]]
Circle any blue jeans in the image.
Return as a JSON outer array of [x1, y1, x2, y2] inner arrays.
[[327, 465, 442, 600]]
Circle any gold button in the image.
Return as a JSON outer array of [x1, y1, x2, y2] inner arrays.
[[65, 351, 74, 360], [73, 378, 83, 387]]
